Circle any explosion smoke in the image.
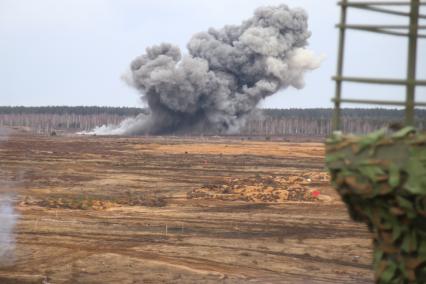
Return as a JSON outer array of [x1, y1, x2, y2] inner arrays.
[[92, 4, 321, 135]]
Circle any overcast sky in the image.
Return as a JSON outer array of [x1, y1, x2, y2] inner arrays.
[[0, 0, 425, 108]]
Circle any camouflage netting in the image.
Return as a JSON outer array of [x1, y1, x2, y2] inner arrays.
[[326, 127, 426, 284]]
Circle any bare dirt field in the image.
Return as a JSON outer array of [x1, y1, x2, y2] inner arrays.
[[0, 132, 374, 283]]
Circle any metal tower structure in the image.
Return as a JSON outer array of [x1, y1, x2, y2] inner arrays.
[[332, 0, 426, 130]]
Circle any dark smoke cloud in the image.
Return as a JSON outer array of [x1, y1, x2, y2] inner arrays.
[[91, 4, 321, 135]]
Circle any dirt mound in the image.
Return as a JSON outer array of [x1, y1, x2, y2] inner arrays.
[[20, 196, 118, 210], [188, 174, 329, 203], [20, 191, 168, 210]]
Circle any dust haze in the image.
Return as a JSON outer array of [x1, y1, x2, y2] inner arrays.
[[0, 128, 18, 267]]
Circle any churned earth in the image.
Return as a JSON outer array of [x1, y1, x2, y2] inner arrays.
[[0, 131, 374, 283]]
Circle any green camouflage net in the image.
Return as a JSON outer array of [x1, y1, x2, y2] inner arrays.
[[326, 127, 426, 283]]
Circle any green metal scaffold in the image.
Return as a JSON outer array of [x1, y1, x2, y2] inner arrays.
[[332, 0, 426, 130]]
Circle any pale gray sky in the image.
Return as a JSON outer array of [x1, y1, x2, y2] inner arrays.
[[0, 0, 425, 108]]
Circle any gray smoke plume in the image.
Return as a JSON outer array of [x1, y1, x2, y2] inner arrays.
[[0, 128, 18, 267], [91, 4, 321, 135]]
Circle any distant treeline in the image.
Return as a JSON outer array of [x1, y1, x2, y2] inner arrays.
[[263, 108, 426, 120], [0, 106, 425, 136], [245, 108, 426, 136], [2, 106, 425, 119]]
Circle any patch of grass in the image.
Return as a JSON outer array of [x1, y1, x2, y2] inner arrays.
[[123, 190, 168, 207], [31, 191, 168, 210]]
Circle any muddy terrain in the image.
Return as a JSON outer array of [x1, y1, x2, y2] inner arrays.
[[0, 132, 374, 283]]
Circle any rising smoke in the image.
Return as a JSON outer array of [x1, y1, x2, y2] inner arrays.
[[91, 4, 321, 135], [0, 128, 18, 267], [0, 196, 17, 266]]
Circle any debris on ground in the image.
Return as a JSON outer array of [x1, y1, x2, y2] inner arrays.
[[187, 173, 331, 203]]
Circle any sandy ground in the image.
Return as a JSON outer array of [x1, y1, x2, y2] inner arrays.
[[0, 132, 374, 283]]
